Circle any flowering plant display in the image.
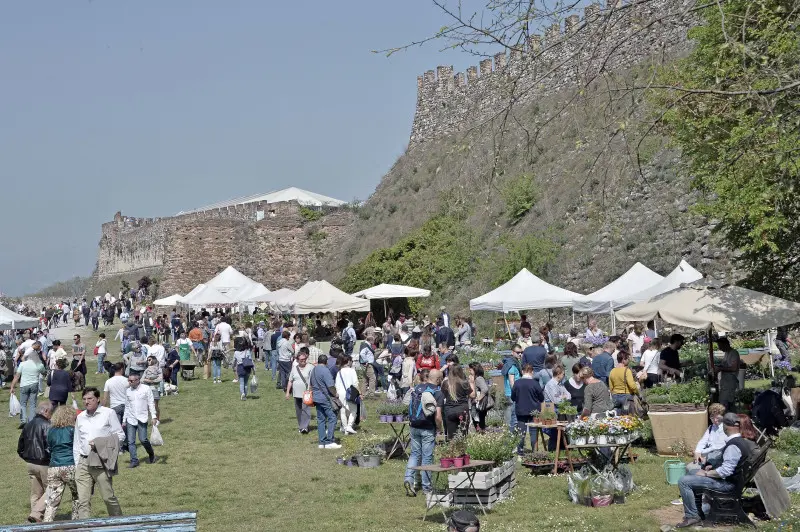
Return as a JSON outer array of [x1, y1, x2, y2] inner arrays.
[[566, 419, 591, 437], [566, 415, 643, 437]]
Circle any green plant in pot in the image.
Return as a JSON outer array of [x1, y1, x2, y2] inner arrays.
[[355, 434, 386, 468], [559, 404, 578, 421], [531, 410, 541, 424], [465, 430, 517, 467], [539, 410, 556, 426]]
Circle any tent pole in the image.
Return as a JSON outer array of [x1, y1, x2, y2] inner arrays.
[[503, 313, 512, 340], [707, 326, 717, 399], [610, 303, 616, 335], [572, 310, 575, 328], [383, 299, 387, 321]]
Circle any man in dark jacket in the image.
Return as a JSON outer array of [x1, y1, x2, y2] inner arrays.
[[17, 401, 53, 523], [511, 364, 544, 455]]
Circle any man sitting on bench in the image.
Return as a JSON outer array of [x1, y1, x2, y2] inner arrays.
[[675, 413, 757, 529]]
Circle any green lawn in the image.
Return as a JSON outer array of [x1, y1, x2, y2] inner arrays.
[[1, 325, 798, 531]]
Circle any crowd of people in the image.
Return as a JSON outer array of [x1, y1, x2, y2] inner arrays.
[[3, 296, 791, 528]]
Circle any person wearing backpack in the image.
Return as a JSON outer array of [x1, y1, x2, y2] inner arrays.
[[403, 368, 444, 497], [233, 330, 254, 400], [341, 322, 356, 357]]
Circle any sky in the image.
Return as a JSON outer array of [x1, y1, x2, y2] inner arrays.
[[0, 0, 485, 296]]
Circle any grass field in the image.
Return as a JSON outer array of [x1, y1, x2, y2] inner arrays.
[[0, 324, 798, 531]]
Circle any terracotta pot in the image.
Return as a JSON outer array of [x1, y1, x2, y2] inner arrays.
[[440, 458, 455, 468]]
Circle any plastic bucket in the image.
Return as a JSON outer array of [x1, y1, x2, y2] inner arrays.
[[664, 459, 686, 485]]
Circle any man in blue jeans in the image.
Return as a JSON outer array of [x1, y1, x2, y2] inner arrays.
[[269, 324, 282, 385], [310, 355, 341, 450], [674, 413, 756, 528], [404, 368, 444, 496], [502, 347, 522, 432]]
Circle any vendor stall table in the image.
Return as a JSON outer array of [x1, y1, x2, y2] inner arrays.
[[526, 422, 575, 475], [410, 460, 495, 521], [386, 421, 409, 458], [567, 442, 633, 473]]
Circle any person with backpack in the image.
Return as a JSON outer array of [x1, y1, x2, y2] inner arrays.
[[341, 322, 356, 357], [403, 368, 444, 497], [233, 330, 255, 401]]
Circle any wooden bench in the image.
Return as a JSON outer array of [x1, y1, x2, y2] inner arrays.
[[1, 511, 197, 532], [694, 442, 770, 527]]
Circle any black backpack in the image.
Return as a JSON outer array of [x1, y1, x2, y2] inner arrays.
[[408, 384, 440, 427]]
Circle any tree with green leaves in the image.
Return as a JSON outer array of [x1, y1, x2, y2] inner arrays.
[[655, 0, 800, 297]]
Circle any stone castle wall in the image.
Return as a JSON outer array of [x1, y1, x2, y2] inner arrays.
[[94, 202, 356, 297], [410, 0, 696, 144]]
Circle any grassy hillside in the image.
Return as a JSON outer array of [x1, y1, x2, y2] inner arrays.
[[325, 61, 734, 317]]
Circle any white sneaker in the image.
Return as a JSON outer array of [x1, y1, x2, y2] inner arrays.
[[325, 443, 342, 450], [232, 379, 238, 383], [345, 426, 357, 434], [241, 394, 246, 401], [318, 444, 325, 449]]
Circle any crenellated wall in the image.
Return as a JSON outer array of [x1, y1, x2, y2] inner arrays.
[[93, 202, 356, 297], [410, 0, 697, 144]]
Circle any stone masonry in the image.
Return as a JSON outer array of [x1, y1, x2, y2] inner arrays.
[[411, 0, 697, 144], [92, 202, 355, 297]]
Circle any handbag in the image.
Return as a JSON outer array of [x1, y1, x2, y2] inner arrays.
[[297, 366, 314, 406], [339, 371, 360, 402], [477, 389, 495, 412], [625, 369, 648, 417], [241, 355, 255, 369], [312, 367, 342, 411], [93, 346, 99, 356]]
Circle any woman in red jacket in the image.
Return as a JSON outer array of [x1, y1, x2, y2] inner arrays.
[[416, 345, 441, 370]]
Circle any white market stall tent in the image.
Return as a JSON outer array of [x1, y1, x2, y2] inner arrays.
[[0, 303, 38, 330], [249, 287, 294, 304], [177, 284, 237, 310], [618, 260, 703, 306], [352, 284, 431, 299], [573, 262, 664, 314], [205, 266, 262, 300], [469, 268, 584, 312], [235, 283, 271, 303], [615, 278, 800, 332], [275, 280, 369, 315], [153, 294, 184, 307]]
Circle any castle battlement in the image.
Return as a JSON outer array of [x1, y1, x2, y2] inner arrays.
[[410, 0, 696, 144]]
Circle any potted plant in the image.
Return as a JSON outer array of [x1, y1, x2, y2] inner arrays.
[[539, 410, 556, 426], [559, 403, 578, 422], [613, 489, 626, 505], [577, 476, 593, 507], [592, 422, 609, 445], [376, 402, 393, 423], [566, 419, 589, 446], [522, 450, 554, 474], [531, 410, 541, 424], [555, 400, 570, 421], [354, 434, 386, 468]]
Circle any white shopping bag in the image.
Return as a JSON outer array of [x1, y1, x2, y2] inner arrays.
[[150, 424, 164, 446], [9, 395, 21, 417]]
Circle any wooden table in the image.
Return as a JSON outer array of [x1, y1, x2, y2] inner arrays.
[[525, 422, 575, 474], [566, 442, 633, 473], [384, 421, 409, 458], [410, 460, 495, 521]]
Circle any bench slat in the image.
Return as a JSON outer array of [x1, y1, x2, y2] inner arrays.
[[1, 511, 198, 532]]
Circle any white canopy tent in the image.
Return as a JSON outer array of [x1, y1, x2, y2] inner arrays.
[[352, 284, 431, 299], [470, 268, 584, 312], [0, 303, 38, 330], [352, 283, 431, 316], [249, 287, 294, 303], [275, 280, 369, 315], [573, 262, 664, 313], [205, 266, 262, 300], [235, 283, 271, 303], [616, 278, 800, 378], [152, 294, 183, 307], [177, 284, 237, 310], [619, 260, 703, 306]]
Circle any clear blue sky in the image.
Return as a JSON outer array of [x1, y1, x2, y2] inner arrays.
[[0, 0, 480, 296]]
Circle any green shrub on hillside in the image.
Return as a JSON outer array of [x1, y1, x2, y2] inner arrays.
[[339, 216, 475, 300], [486, 234, 558, 286], [501, 173, 538, 225], [299, 207, 323, 222]]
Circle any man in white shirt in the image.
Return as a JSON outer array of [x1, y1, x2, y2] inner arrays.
[[103, 362, 130, 451], [214, 320, 233, 352], [73, 387, 124, 519], [123, 373, 158, 468]]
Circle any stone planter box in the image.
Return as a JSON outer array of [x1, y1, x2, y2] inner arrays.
[[648, 405, 708, 455], [448, 459, 515, 490]]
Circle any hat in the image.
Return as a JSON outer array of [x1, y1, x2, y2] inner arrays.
[[722, 413, 740, 427]]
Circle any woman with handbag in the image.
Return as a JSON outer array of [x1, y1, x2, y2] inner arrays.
[[468, 363, 490, 431], [335, 354, 360, 435], [285, 351, 313, 433], [608, 351, 640, 413], [233, 332, 255, 401]]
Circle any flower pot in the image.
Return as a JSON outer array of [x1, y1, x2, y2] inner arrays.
[[613, 494, 626, 504], [462, 454, 470, 465], [557, 413, 566, 422], [452, 456, 464, 468], [356, 454, 381, 468], [573, 436, 587, 446], [592, 495, 613, 507], [580, 496, 592, 507], [587, 435, 596, 444], [616, 435, 628, 445], [595, 435, 608, 445], [336, 457, 345, 465], [345, 460, 354, 467], [379, 415, 391, 423], [394, 415, 405, 422], [440, 458, 455, 468], [607, 435, 616, 444], [566, 414, 577, 422]]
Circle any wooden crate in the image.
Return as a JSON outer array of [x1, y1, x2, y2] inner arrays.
[[448, 460, 515, 490], [452, 475, 517, 508]]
